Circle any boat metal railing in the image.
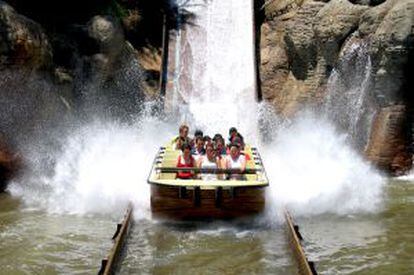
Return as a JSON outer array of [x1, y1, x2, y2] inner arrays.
[[156, 167, 263, 174]]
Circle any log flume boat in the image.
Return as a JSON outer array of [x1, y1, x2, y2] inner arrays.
[[147, 143, 269, 219]]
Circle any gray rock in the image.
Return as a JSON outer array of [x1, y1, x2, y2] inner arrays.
[[314, 0, 368, 67], [87, 15, 124, 58]]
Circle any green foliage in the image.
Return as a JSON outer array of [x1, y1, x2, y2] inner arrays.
[[104, 0, 129, 20]]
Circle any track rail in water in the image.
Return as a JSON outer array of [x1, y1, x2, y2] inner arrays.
[[98, 203, 133, 275], [95, 204, 317, 274], [284, 210, 318, 275]]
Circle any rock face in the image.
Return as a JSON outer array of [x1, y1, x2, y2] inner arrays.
[[259, 0, 414, 174], [75, 15, 146, 120], [0, 1, 52, 69], [0, 1, 162, 190], [0, 136, 20, 192]]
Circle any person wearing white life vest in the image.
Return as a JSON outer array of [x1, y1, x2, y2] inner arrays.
[[196, 144, 220, 181], [225, 143, 246, 180]]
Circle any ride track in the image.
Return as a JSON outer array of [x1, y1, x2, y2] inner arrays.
[[97, 203, 317, 275]]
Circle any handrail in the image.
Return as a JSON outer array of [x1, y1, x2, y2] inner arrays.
[[156, 167, 262, 174]]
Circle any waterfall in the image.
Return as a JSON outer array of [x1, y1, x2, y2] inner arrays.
[[324, 39, 376, 150], [168, 0, 258, 140]]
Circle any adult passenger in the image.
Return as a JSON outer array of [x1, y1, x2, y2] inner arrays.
[[197, 144, 220, 180], [173, 136, 185, 151], [179, 124, 190, 142], [192, 136, 206, 160], [176, 143, 195, 179], [228, 127, 244, 147], [225, 143, 246, 180], [171, 124, 190, 149], [213, 134, 227, 157], [203, 135, 212, 147], [191, 129, 203, 147]]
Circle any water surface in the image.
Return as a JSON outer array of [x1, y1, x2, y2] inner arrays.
[[0, 179, 413, 274]]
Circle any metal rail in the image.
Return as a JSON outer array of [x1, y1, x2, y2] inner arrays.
[[284, 210, 317, 275], [98, 203, 134, 275], [156, 167, 262, 174]]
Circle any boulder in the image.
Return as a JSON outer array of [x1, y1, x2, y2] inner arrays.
[[313, 0, 368, 67], [0, 1, 52, 69], [76, 16, 146, 120], [369, 0, 414, 106], [87, 15, 124, 58]]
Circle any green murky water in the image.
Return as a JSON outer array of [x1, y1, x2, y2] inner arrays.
[[0, 179, 413, 274]]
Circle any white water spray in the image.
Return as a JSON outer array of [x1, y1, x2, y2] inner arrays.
[[10, 111, 174, 218], [169, 0, 258, 140], [261, 113, 385, 218]]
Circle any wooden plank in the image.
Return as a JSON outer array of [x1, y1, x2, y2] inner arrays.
[[151, 185, 265, 219]]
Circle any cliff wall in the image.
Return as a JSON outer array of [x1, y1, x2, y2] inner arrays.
[[259, 0, 414, 174]]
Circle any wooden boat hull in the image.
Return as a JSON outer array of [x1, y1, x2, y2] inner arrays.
[[150, 184, 265, 220]]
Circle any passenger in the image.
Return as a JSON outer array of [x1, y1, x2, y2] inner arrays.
[[173, 136, 185, 151], [213, 134, 227, 157], [197, 144, 220, 180], [225, 143, 246, 180], [231, 136, 250, 160], [194, 129, 203, 139], [171, 124, 190, 149], [228, 127, 244, 147], [191, 129, 204, 147], [213, 133, 222, 142], [192, 136, 205, 160], [176, 143, 195, 179], [179, 124, 190, 140], [203, 135, 212, 147]]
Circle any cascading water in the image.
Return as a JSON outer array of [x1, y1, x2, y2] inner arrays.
[[324, 39, 376, 151], [169, 0, 258, 140]]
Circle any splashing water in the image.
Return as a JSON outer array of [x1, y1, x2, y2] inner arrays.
[[261, 113, 385, 218], [10, 112, 174, 218]]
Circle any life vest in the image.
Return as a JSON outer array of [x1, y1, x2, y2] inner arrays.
[[177, 154, 194, 179]]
